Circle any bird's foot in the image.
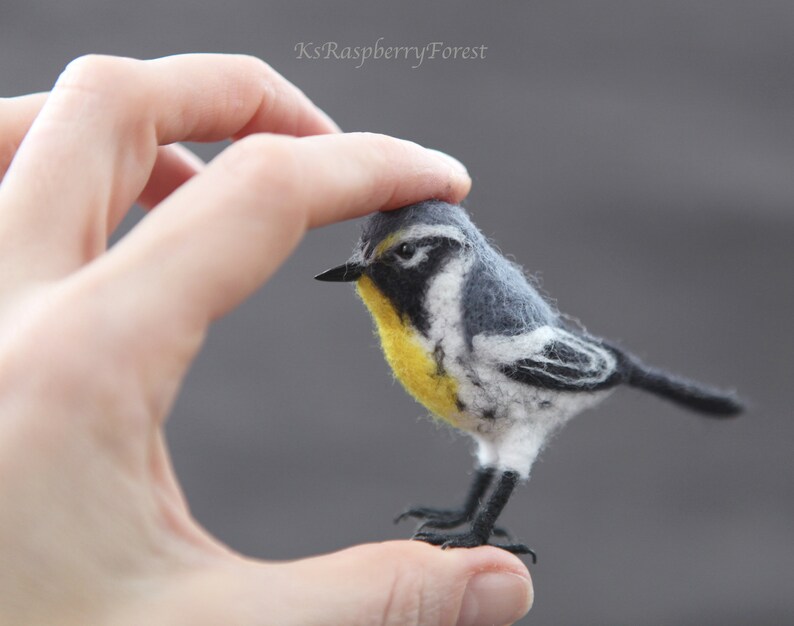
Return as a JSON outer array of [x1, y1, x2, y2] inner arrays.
[[413, 529, 537, 562], [394, 506, 470, 530], [415, 519, 513, 540], [395, 507, 512, 538]]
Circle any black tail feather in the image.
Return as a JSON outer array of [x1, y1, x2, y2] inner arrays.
[[612, 349, 744, 417]]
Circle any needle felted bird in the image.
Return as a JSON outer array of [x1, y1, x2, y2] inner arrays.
[[315, 200, 742, 559]]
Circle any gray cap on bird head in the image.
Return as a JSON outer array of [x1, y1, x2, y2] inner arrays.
[[359, 199, 481, 253], [314, 199, 477, 282]]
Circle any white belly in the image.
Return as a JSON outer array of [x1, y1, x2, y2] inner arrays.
[[420, 257, 614, 478]]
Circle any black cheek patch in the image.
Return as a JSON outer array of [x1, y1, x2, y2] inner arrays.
[[367, 239, 461, 337], [368, 262, 431, 334]]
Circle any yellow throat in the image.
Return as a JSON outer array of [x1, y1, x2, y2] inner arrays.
[[356, 275, 459, 425]]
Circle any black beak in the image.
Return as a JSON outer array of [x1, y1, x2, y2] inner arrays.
[[314, 262, 364, 282]]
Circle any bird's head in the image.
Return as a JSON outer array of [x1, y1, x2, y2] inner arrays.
[[315, 200, 479, 332]]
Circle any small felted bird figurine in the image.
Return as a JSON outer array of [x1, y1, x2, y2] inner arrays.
[[316, 200, 742, 560]]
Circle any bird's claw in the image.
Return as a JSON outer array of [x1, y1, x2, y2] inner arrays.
[[413, 529, 537, 562], [496, 543, 537, 562], [416, 519, 512, 540], [394, 506, 469, 529], [398, 508, 511, 537]]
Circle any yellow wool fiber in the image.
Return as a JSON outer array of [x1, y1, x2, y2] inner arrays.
[[356, 275, 459, 425]]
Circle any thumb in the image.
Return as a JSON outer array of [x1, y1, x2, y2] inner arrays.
[[245, 541, 533, 626]]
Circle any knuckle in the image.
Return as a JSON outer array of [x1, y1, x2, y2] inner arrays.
[[381, 569, 435, 626], [226, 55, 284, 98], [347, 132, 406, 206], [353, 132, 420, 184], [364, 545, 448, 626], [223, 134, 305, 204], [357, 132, 416, 157], [231, 53, 276, 79], [355, 131, 398, 152], [55, 54, 140, 109]]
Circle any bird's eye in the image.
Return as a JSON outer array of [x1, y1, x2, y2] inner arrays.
[[395, 242, 416, 260]]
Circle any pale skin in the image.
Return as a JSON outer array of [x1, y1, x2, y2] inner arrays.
[[0, 54, 532, 626]]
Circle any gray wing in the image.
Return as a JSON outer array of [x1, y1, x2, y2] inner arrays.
[[474, 326, 623, 392], [462, 251, 557, 346]]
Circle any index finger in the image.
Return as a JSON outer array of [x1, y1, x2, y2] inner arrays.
[[88, 132, 470, 330]]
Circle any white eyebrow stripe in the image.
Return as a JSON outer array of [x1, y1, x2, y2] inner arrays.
[[397, 224, 465, 244]]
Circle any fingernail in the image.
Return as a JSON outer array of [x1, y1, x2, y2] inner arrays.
[[428, 148, 469, 176], [457, 572, 533, 626]]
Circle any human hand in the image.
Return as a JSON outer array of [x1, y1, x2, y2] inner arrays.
[[0, 54, 532, 626]]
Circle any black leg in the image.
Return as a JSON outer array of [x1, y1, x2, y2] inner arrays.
[[395, 466, 496, 530], [413, 471, 536, 562]]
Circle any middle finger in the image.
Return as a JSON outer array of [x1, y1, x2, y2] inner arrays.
[[0, 53, 339, 283]]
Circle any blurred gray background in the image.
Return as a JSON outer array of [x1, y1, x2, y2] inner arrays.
[[2, 1, 792, 624]]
